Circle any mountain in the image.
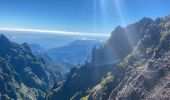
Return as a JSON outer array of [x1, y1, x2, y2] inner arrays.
[[0, 57, 45, 100], [107, 15, 170, 100], [29, 43, 45, 53], [4, 32, 108, 49], [91, 17, 153, 65], [0, 34, 60, 99], [46, 63, 124, 100], [30, 39, 102, 75], [46, 15, 170, 100]]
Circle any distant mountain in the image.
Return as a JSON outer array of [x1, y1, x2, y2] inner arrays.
[[0, 34, 61, 99], [47, 15, 170, 100], [29, 43, 45, 53], [30, 39, 102, 75], [3, 32, 108, 49]]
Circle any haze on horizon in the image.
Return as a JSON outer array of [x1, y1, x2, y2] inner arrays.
[[0, 0, 170, 35]]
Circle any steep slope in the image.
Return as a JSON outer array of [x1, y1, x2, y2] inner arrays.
[[109, 51, 170, 100], [29, 44, 64, 80], [90, 16, 170, 100], [0, 34, 59, 99], [46, 17, 154, 100], [30, 40, 101, 75], [0, 57, 44, 100], [91, 17, 153, 65], [29, 43, 45, 53], [46, 63, 124, 100], [47, 15, 170, 100], [46, 40, 101, 65], [108, 15, 170, 100]]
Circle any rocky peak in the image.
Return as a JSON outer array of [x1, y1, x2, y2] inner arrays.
[[138, 17, 153, 25], [0, 34, 12, 47], [0, 34, 8, 40], [91, 17, 154, 65], [47, 14, 170, 100]]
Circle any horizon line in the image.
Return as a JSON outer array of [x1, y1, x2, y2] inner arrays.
[[0, 27, 110, 37]]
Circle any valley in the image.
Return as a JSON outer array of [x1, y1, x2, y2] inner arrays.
[[0, 1, 170, 99]]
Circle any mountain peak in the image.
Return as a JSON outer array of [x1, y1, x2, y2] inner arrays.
[[0, 34, 12, 47], [0, 34, 9, 41], [139, 17, 153, 23]]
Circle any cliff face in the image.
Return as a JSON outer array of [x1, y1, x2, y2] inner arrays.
[[46, 63, 124, 100], [91, 17, 154, 65], [0, 57, 45, 100], [109, 51, 170, 100], [89, 16, 170, 100], [47, 15, 170, 100], [107, 16, 170, 100], [0, 34, 58, 99]]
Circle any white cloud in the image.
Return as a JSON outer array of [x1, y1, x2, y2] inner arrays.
[[0, 27, 110, 37]]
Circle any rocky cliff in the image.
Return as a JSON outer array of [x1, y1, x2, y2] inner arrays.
[[0, 34, 59, 99], [47, 15, 170, 100]]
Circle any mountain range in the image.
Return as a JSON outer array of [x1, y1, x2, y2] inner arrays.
[[46, 15, 170, 100], [1, 14, 170, 100], [0, 34, 61, 99], [30, 40, 101, 75]]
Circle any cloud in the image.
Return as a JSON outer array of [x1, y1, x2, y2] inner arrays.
[[0, 27, 110, 37]]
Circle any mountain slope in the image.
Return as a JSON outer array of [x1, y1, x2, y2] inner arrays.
[[90, 16, 170, 100], [108, 15, 170, 100], [46, 63, 124, 100], [46, 17, 153, 100], [0, 34, 59, 99], [46, 15, 170, 100], [30, 40, 101, 75], [91, 17, 153, 65], [0, 57, 45, 99]]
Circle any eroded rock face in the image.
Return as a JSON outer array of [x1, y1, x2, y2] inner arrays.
[[47, 15, 170, 100], [46, 63, 123, 100], [109, 51, 170, 100], [0, 34, 58, 99], [0, 57, 45, 100], [91, 15, 170, 100], [91, 17, 154, 65]]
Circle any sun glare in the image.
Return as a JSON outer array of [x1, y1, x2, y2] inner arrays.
[[98, 0, 135, 47]]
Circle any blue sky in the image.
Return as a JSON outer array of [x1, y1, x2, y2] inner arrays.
[[0, 0, 170, 34]]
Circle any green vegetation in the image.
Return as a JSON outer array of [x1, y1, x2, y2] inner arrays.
[[101, 72, 114, 86], [132, 59, 146, 67], [154, 31, 170, 57], [0, 34, 57, 99], [146, 48, 154, 54], [160, 31, 170, 44], [80, 95, 89, 100]]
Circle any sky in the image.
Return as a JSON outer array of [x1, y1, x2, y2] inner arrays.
[[0, 0, 170, 35]]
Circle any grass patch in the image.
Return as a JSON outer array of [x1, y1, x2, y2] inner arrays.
[[101, 72, 114, 86], [160, 31, 170, 44], [80, 95, 89, 100]]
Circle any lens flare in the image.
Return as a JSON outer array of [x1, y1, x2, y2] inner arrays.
[[98, 0, 135, 47]]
